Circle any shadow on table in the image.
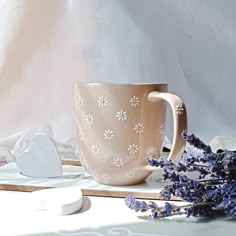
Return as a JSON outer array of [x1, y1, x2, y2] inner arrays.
[[73, 196, 91, 215], [20, 216, 236, 236]]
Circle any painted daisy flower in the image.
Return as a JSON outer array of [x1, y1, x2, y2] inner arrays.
[[113, 158, 124, 167], [90, 145, 100, 154], [77, 96, 84, 107], [159, 124, 164, 134], [104, 129, 114, 141], [78, 130, 84, 140], [126, 171, 135, 179], [116, 110, 128, 121], [85, 114, 94, 125], [128, 144, 139, 155], [133, 122, 144, 134], [102, 173, 111, 179], [129, 96, 140, 107], [97, 96, 108, 108], [176, 104, 184, 115], [81, 159, 88, 168]]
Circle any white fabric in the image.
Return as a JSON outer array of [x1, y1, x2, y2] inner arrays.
[[0, 124, 77, 163], [0, 0, 236, 148]]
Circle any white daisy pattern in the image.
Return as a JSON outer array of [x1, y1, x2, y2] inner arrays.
[[90, 145, 100, 154], [85, 114, 94, 125], [81, 159, 88, 168], [78, 130, 84, 140], [113, 158, 124, 168], [104, 129, 114, 141], [176, 104, 184, 115], [97, 96, 108, 108], [116, 110, 128, 121], [77, 96, 84, 107], [129, 96, 140, 107], [102, 173, 111, 180], [126, 171, 135, 179], [133, 122, 144, 134], [128, 144, 139, 155], [159, 124, 164, 134]]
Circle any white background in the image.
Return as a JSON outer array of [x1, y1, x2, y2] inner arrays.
[[0, 0, 235, 145]]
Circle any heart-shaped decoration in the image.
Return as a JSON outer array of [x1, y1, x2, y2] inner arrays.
[[16, 134, 62, 177]]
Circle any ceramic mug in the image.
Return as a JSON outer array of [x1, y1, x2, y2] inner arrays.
[[74, 83, 187, 185]]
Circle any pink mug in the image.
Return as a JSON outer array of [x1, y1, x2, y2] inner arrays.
[[74, 83, 187, 185]]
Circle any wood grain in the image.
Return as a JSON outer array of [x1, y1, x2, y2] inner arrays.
[[0, 183, 180, 201], [61, 160, 81, 166]]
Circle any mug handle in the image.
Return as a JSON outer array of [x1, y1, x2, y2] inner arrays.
[[146, 91, 187, 168]]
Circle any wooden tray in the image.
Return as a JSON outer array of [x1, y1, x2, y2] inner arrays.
[[0, 163, 180, 201]]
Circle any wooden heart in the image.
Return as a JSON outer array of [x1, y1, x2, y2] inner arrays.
[[16, 134, 62, 177]]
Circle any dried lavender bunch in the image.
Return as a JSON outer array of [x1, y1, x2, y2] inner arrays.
[[125, 132, 236, 219]]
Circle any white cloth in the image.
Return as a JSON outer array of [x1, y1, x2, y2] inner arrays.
[[0, 124, 77, 163], [0, 0, 235, 147]]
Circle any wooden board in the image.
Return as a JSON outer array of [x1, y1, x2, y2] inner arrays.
[[0, 183, 180, 200], [61, 160, 81, 166], [0, 183, 179, 200], [0, 163, 180, 201]]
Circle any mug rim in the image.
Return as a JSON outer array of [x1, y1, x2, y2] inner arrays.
[[74, 82, 168, 86]]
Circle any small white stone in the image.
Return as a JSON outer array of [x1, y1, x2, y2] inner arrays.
[[31, 186, 83, 215]]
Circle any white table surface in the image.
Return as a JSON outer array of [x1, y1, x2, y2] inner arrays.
[[0, 189, 236, 236]]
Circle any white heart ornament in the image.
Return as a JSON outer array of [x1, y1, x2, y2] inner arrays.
[[16, 134, 62, 177]]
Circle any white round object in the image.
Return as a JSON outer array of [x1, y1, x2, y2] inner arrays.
[[31, 186, 83, 215]]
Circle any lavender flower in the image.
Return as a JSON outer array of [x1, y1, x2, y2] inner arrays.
[[126, 132, 236, 219], [125, 195, 178, 218], [182, 131, 212, 153]]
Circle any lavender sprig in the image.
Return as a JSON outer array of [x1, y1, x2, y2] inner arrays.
[[126, 132, 236, 219], [182, 131, 212, 153], [125, 195, 182, 218], [125, 195, 223, 218]]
